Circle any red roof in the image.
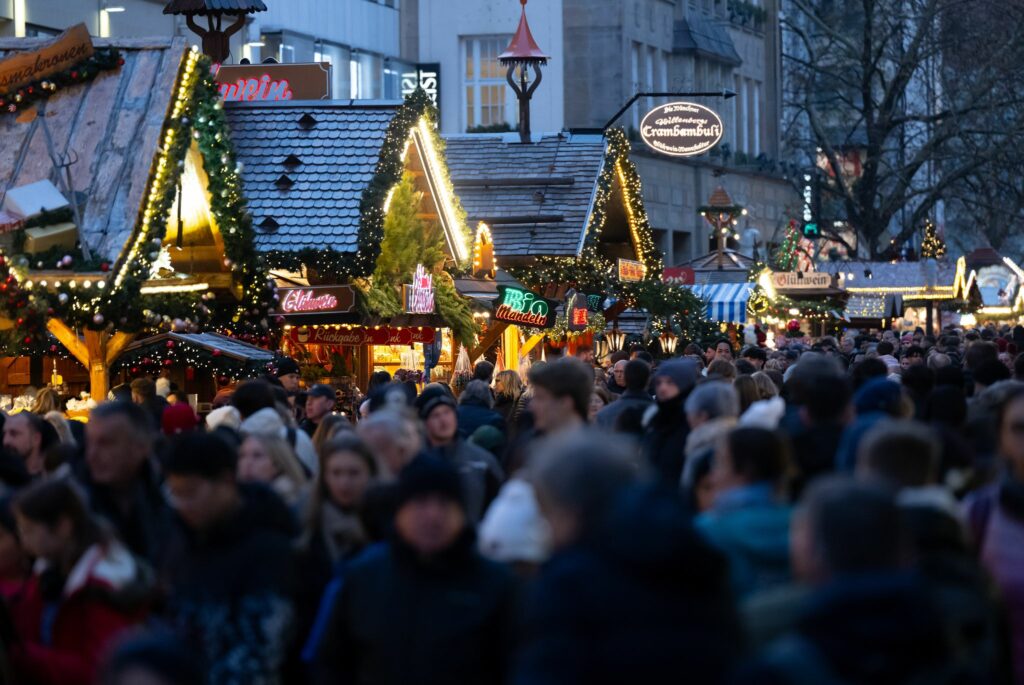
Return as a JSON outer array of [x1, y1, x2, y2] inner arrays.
[[499, 0, 550, 64]]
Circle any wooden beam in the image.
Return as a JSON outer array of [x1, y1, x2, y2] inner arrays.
[[469, 321, 508, 361], [520, 333, 545, 359], [105, 332, 136, 367], [46, 319, 89, 367], [83, 329, 111, 401]]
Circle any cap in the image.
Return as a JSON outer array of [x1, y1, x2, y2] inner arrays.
[[307, 384, 335, 400], [414, 383, 457, 420], [397, 456, 465, 510], [275, 358, 300, 378]]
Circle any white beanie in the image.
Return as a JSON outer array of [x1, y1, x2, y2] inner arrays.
[[738, 396, 786, 430], [155, 378, 171, 398], [478, 479, 551, 564], [206, 405, 241, 432]]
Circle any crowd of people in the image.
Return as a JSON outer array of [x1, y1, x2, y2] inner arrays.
[[1, 323, 1024, 683]]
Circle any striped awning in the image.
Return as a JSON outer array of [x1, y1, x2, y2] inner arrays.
[[687, 282, 754, 323]]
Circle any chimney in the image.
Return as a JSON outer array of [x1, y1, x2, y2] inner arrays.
[[499, 0, 550, 144]]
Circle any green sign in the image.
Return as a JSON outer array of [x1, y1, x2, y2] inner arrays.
[[802, 222, 820, 239], [493, 285, 557, 328]]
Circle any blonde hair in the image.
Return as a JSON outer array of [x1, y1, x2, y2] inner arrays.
[[751, 371, 780, 399], [494, 369, 524, 402], [31, 388, 61, 415], [240, 433, 309, 488], [44, 411, 76, 447]]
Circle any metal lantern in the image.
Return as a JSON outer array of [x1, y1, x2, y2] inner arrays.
[[606, 325, 626, 352], [659, 329, 678, 355]]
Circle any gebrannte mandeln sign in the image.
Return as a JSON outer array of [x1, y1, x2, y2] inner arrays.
[[289, 326, 436, 346], [0, 24, 94, 96], [640, 101, 724, 157], [278, 286, 356, 316]]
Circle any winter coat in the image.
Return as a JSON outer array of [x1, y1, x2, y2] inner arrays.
[[964, 478, 1024, 683], [313, 530, 516, 685], [424, 439, 504, 523], [10, 541, 151, 685], [493, 395, 519, 425], [736, 572, 968, 685], [161, 482, 299, 685], [457, 402, 507, 441], [641, 395, 692, 485], [595, 389, 653, 430], [696, 482, 792, 599], [514, 484, 740, 685], [75, 459, 173, 567]]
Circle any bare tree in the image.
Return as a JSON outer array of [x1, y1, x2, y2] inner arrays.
[[783, 0, 1024, 258]]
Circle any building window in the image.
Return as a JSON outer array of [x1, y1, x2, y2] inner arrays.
[[462, 36, 513, 131], [350, 58, 361, 98], [752, 80, 761, 155], [631, 42, 642, 129]]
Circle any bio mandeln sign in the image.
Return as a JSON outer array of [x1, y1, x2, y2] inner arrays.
[[0, 24, 94, 96], [213, 62, 331, 102], [640, 102, 724, 158], [278, 286, 356, 316], [493, 286, 557, 329]]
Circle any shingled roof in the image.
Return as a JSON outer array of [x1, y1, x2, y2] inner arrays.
[[443, 131, 607, 261], [225, 100, 399, 255], [0, 36, 189, 263]]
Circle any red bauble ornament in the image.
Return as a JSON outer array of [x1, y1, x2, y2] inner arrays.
[[71, 71, 78, 79], [166, 340, 175, 349], [22, 336, 31, 344], [163, 359, 174, 367], [117, 58, 125, 66], [131, 366, 139, 374], [212, 349, 222, 357], [15, 318, 23, 326], [0, 255, 5, 266], [48, 345, 57, 353], [100, 262, 110, 272], [787, 319, 801, 332], [186, 366, 195, 381]]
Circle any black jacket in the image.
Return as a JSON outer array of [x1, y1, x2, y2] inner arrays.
[[595, 389, 653, 430], [457, 402, 507, 440], [162, 483, 299, 685], [514, 484, 740, 685], [642, 395, 691, 485], [314, 529, 516, 685]]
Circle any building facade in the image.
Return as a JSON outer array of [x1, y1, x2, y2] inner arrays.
[[413, 0, 798, 265], [0, 0, 409, 102]]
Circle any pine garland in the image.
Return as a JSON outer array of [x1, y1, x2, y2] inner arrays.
[[0, 48, 124, 115]]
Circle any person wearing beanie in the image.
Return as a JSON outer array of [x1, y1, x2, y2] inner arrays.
[[478, 478, 551, 572], [641, 358, 700, 485], [161, 403, 199, 437], [161, 432, 298, 685], [415, 384, 503, 523], [314, 455, 516, 685]]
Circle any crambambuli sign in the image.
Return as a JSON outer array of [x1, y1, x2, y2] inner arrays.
[[640, 102, 724, 157], [0, 24, 94, 96]]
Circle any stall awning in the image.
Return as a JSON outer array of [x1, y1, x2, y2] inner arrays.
[[688, 282, 753, 323]]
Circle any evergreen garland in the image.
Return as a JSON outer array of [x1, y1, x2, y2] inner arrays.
[[0, 48, 123, 116]]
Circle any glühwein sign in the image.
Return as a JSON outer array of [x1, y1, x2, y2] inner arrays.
[[278, 286, 356, 316]]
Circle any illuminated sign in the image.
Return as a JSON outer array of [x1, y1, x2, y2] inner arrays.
[[290, 326, 436, 346], [213, 62, 331, 102], [771, 272, 834, 290], [403, 264, 435, 314], [567, 293, 590, 332], [0, 24, 94, 96], [278, 286, 356, 315], [640, 102, 724, 157], [493, 285, 557, 328], [402, 63, 440, 112], [662, 266, 696, 285], [617, 258, 647, 282]]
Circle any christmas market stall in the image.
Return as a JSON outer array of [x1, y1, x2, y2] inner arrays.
[[0, 30, 274, 400], [959, 248, 1024, 323], [224, 91, 479, 389]]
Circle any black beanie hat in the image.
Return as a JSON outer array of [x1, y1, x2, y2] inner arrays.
[[414, 383, 457, 421], [397, 456, 465, 510]]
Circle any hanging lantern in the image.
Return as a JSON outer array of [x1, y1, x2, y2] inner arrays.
[[606, 325, 626, 353], [659, 329, 679, 355]]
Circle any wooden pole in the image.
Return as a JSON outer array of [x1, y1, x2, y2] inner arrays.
[[46, 319, 135, 401], [502, 325, 520, 373]]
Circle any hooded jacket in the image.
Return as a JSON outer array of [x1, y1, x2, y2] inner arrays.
[[162, 482, 299, 685], [515, 484, 740, 685], [314, 529, 517, 685], [641, 359, 700, 485], [11, 541, 151, 685]]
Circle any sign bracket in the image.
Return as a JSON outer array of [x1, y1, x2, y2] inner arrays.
[[602, 90, 735, 131]]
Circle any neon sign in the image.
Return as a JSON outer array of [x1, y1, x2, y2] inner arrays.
[[218, 73, 293, 102], [493, 285, 557, 328], [278, 286, 356, 316]]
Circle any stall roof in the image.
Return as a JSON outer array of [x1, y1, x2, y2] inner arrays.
[[0, 36, 190, 263], [453, 269, 530, 303], [444, 131, 607, 260], [820, 260, 966, 300], [225, 100, 400, 255], [678, 249, 756, 283], [123, 331, 274, 361]]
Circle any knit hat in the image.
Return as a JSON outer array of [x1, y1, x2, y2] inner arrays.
[[414, 383, 457, 420], [397, 456, 464, 509], [478, 479, 551, 563], [155, 378, 171, 398], [205, 405, 242, 432], [275, 357, 300, 378], [654, 359, 700, 395], [854, 377, 903, 416], [161, 403, 198, 436]]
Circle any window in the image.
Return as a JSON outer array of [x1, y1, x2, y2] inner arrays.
[[462, 36, 513, 131], [752, 81, 761, 155], [631, 42, 642, 129], [350, 58, 361, 98], [384, 67, 400, 99]]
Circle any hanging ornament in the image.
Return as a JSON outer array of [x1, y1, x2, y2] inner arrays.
[[61, 255, 73, 267], [166, 340, 175, 349], [58, 293, 69, 304], [93, 313, 104, 325], [100, 262, 110, 272], [49, 345, 57, 353], [212, 349, 221, 357], [163, 359, 174, 367]]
